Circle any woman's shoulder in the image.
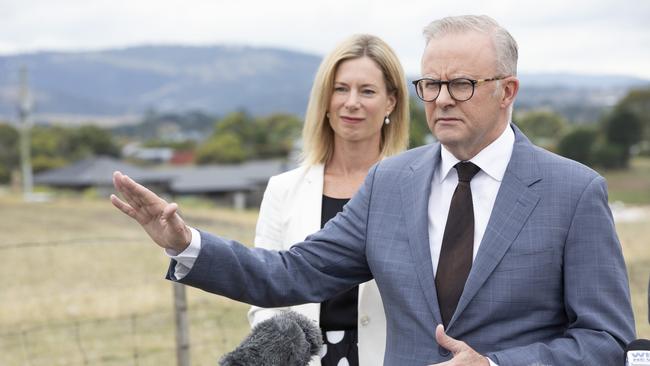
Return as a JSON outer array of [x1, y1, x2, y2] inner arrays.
[[266, 164, 324, 192]]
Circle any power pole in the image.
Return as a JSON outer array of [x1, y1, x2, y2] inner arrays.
[[18, 66, 33, 201]]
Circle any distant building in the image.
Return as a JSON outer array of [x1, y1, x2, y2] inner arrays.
[[160, 160, 289, 209], [33, 156, 290, 209], [32, 156, 173, 197], [169, 150, 195, 165], [122, 143, 174, 164]]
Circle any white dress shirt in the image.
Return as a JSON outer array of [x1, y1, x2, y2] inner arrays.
[[428, 125, 515, 275], [165, 226, 201, 279]]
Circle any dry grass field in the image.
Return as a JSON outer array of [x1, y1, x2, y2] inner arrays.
[[0, 187, 648, 365], [0, 193, 257, 365]]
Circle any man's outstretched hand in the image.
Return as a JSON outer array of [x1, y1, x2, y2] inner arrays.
[[110, 171, 192, 253]]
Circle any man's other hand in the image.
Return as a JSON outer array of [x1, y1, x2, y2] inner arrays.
[[429, 324, 490, 366]]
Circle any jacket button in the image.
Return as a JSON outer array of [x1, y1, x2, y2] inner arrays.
[[359, 315, 370, 326], [438, 346, 450, 357]]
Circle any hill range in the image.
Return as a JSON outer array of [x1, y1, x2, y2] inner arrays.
[[0, 45, 648, 125]]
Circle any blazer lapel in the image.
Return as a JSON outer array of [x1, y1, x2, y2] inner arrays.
[[400, 144, 443, 324], [450, 125, 542, 327], [303, 164, 324, 234]]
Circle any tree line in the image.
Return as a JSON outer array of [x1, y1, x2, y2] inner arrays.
[[118, 103, 431, 164], [0, 124, 119, 183], [516, 87, 650, 169], [0, 88, 647, 184]]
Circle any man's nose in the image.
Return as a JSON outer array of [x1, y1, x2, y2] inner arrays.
[[435, 84, 456, 108]]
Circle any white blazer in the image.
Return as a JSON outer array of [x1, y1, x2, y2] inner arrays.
[[248, 164, 386, 366]]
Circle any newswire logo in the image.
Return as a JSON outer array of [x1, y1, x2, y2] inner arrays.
[[627, 350, 650, 365]]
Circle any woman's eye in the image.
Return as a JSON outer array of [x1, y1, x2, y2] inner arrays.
[[362, 89, 376, 95], [334, 86, 348, 93]]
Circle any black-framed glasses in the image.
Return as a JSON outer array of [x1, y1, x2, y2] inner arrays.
[[411, 76, 509, 102]]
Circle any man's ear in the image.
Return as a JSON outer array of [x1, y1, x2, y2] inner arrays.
[[500, 77, 519, 110]]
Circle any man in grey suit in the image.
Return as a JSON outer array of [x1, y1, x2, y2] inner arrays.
[[111, 15, 636, 365]]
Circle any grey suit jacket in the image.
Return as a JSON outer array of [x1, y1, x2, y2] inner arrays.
[[171, 125, 635, 365]]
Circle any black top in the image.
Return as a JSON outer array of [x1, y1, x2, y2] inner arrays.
[[319, 195, 358, 331]]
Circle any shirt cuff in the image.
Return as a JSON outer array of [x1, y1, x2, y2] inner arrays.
[[164, 227, 201, 280], [487, 356, 498, 366]]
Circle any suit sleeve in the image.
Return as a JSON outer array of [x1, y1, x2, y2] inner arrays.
[[488, 176, 636, 365], [166, 165, 377, 307], [248, 175, 292, 326]]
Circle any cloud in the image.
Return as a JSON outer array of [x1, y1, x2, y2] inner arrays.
[[1, 0, 649, 78]]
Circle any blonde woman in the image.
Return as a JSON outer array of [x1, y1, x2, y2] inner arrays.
[[248, 34, 409, 366]]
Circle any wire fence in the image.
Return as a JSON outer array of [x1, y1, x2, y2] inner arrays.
[[1, 228, 253, 366], [0, 300, 247, 366], [3, 312, 161, 365], [0, 236, 145, 250]]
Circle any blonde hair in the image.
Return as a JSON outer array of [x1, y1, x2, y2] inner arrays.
[[301, 34, 409, 165]]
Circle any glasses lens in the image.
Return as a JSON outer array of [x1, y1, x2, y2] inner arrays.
[[417, 79, 440, 101], [449, 79, 474, 101]]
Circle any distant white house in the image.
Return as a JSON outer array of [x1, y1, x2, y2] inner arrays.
[[122, 143, 174, 163]]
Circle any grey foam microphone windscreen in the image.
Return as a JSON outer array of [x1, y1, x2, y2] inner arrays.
[[219, 311, 323, 366]]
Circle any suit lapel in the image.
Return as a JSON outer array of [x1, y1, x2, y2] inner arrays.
[[400, 144, 443, 324], [450, 125, 542, 327]]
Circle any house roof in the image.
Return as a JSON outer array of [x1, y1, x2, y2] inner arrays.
[[162, 160, 289, 193], [33, 156, 173, 187], [33, 156, 291, 193]]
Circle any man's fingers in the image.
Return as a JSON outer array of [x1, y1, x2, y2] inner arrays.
[[113, 171, 136, 197], [435, 324, 465, 355], [120, 175, 145, 210], [112, 172, 142, 220], [113, 171, 140, 209], [118, 174, 148, 207], [115, 171, 166, 213], [128, 175, 167, 209], [110, 194, 137, 219]]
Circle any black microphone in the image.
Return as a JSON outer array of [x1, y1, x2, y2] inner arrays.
[[219, 311, 323, 366], [625, 339, 650, 366]]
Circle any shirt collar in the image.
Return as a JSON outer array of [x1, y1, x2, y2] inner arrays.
[[438, 124, 515, 183]]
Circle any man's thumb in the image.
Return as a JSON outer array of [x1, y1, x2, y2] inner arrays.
[[435, 324, 464, 354]]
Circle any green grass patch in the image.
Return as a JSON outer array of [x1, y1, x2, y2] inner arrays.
[[601, 157, 650, 204]]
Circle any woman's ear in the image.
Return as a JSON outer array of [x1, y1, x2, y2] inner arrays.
[[386, 91, 397, 116]]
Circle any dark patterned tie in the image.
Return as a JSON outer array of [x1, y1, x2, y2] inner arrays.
[[435, 161, 481, 327]]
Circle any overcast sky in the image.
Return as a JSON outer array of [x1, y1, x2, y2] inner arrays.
[[1, 0, 649, 78]]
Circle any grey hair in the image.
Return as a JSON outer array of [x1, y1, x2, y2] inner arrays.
[[423, 15, 518, 76]]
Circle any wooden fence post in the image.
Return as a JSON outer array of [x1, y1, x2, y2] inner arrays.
[[173, 282, 190, 366]]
